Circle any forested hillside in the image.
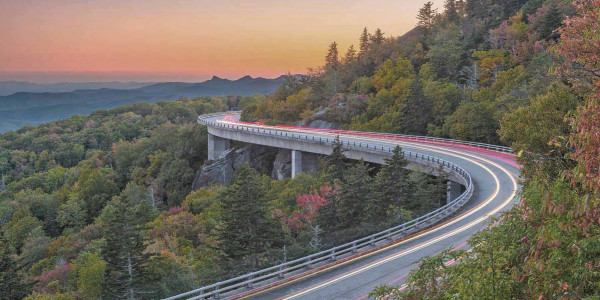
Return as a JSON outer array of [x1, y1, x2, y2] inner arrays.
[[242, 0, 572, 146], [0, 92, 448, 298], [363, 0, 599, 298], [240, 0, 600, 298], [2, 0, 600, 298]]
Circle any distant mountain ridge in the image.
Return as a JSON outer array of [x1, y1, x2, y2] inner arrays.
[[0, 81, 156, 96], [0, 75, 286, 133]]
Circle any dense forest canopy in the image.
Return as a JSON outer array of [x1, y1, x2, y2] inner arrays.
[[367, 0, 600, 299], [2, 0, 600, 299], [0, 93, 447, 298]]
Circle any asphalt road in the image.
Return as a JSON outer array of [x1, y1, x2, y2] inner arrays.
[[202, 113, 520, 300]]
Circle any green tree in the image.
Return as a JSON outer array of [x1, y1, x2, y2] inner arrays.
[[73, 252, 106, 299], [0, 234, 33, 300], [405, 172, 430, 214], [343, 45, 357, 63], [367, 146, 410, 222], [4, 207, 43, 253], [57, 198, 87, 232], [100, 183, 156, 299], [426, 25, 464, 80], [444, 100, 499, 144], [325, 41, 339, 69], [325, 136, 349, 182], [76, 168, 119, 223], [52, 142, 84, 168], [217, 164, 284, 267], [444, 0, 460, 23], [499, 83, 579, 179], [417, 2, 438, 32], [157, 156, 195, 207], [337, 160, 373, 229], [370, 28, 385, 45], [539, 3, 562, 40], [0, 156, 8, 190], [359, 27, 370, 55], [402, 78, 432, 135]]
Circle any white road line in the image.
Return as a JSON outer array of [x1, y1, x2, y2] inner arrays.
[[279, 148, 517, 299], [214, 119, 519, 299]]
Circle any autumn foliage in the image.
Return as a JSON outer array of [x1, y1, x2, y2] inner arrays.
[[555, 0, 600, 193], [278, 185, 336, 234]]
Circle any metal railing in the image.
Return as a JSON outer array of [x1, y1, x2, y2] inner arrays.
[[164, 113, 480, 300], [197, 112, 513, 155]]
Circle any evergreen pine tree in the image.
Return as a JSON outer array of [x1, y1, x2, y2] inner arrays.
[[417, 2, 438, 32], [370, 28, 385, 45], [325, 136, 349, 182], [344, 45, 357, 63], [444, 0, 460, 23], [337, 160, 373, 229], [402, 77, 432, 135], [406, 171, 437, 214], [325, 42, 339, 69], [359, 27, 370, 55], [217, 164, 284, 268], [539, 3, 562, 41], [0, 234, 33, 300], [367, 146, 410, 222], [431, 165, 451, 208], [406, 166, 450, 214], [101, 184, 156, 300], [465, 0, 484, 19]]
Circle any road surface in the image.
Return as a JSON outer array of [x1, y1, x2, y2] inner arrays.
[[201, 112, 520, 300]]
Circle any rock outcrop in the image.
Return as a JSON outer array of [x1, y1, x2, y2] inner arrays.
[[192, 144, 276, 190], [271, 149, 292, 180], [308, 119, 338, 129]]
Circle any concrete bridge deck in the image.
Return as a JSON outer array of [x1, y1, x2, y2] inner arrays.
[[169, 112, 520, 300]]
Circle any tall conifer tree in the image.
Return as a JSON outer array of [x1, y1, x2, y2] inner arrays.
[[0, 234, 33, 300], [359, 27, 370, 55], [370, 28, 385, 45], [217, 164, 284, 268], [337, 160, 373, 229], [368, 146, 410, 222], [325, 136, 348, 182], [417, 2, 438, 32], [101, 184, 156, 300], [402, 77, 432, 135], [325, 42, 339, 69], [444, 0, 460, 23]]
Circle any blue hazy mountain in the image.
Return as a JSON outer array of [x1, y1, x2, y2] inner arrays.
[[0, 75, 286, 132], [0, 81, 156, 96]]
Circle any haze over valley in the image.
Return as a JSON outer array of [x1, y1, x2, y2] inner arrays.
[[2, 0, 600, 299], [0, 75, 285, 132]]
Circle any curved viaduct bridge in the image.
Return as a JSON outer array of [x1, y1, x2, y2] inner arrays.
[[167, 112, 520, 300]]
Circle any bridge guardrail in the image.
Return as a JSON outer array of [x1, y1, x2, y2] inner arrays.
[[166, 113, 477, 300], [198, 112, 513, 154]]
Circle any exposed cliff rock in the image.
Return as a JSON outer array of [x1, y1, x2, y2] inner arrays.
[[308, 119, 338, 129], [192, 144, 276, 190], [271, 149, 292, 180]]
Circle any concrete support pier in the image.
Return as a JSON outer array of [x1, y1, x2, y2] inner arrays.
[[208, 133, 230, 160], [291, 150, 319, 178], [447, 180, 463, 202]]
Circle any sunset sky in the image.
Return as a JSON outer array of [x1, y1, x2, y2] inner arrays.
[[1, 0, 443, 83]]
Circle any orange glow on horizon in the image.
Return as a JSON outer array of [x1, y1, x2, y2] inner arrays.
[[1, 0, 444, 82]]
